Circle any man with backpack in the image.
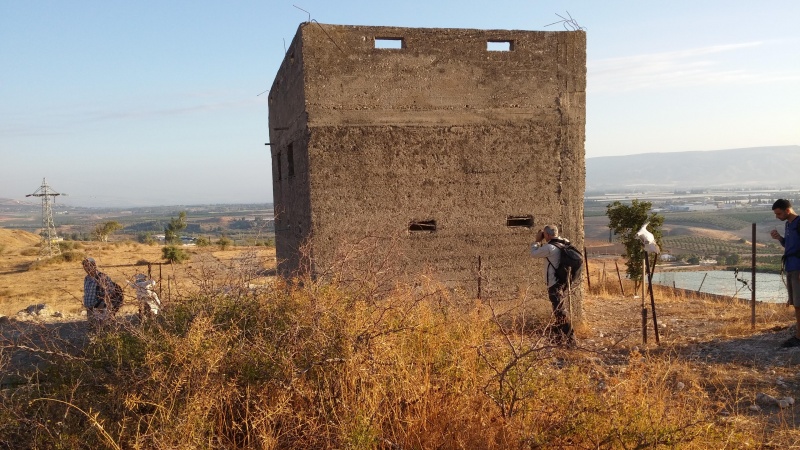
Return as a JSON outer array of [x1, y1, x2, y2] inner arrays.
[[770, 199, 800, 348], [82, 257, 123, 332], [530, 225, 582, 346]]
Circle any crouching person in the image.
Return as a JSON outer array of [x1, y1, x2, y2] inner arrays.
[[129, 273, 161, 318], [82, 257, 122, 332]]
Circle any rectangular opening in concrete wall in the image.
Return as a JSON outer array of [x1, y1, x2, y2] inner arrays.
[[487, 40, 513, 51], [408, 220, 436, 232], [275, 151, 282, 181], [375, 37, 404, 49], [506, 215, 533, 228], [287, 144, 295, 178]]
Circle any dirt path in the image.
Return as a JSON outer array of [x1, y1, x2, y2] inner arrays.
[[583, 293, 796, 362], [1, 316, 90, 387]]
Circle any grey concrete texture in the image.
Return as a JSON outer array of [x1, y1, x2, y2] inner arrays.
[[269, 23, 586, 312]]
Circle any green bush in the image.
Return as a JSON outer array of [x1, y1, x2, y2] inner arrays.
[[57, 241, 75, 251], [59, 250, 85, 262], [217, 236, 232, 250], [162, 245, 190, 263], [256, 238, 275, 247], [137, 232, 156, 245], [26, 250, 86, 270]]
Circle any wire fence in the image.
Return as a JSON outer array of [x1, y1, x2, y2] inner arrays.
[[585, 222, 792, 304], [650, 270, 785, 303], [586, 256, 787, 302]]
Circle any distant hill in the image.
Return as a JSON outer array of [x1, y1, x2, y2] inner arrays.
[[0, 198, 34, 206], [586, 146, 800, 192], [0, 228, 40, 249]]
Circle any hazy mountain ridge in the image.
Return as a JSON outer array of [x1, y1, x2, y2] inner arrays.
[[5, 147, 797, 207], [587, 146, 800, 191], [0, 198, 35, 206]]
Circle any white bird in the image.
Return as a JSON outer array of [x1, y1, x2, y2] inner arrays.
[[635, 222, 660, 254]]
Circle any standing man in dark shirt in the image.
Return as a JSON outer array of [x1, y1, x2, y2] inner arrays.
[[770, 199, 800, 348]]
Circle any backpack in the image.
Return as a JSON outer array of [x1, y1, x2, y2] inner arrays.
[[96, 275, 125, 312], [548, 238, 583, 285]]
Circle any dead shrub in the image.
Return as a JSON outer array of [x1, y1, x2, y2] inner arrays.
[[0, 242, 793, 448], [19, 248, 38, 256]]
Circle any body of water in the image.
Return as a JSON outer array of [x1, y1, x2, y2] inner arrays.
[[650, 270, 788, 303]]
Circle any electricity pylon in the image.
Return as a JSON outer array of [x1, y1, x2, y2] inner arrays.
[[26, 178, 66, 257]]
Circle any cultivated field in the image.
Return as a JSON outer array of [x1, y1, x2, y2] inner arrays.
[[585, 208, 785, 271]]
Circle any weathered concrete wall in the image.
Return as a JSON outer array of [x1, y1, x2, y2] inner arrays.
[[269, 23, 586, 311], [268, 31, 311, 274]]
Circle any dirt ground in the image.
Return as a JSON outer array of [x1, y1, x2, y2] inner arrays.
[[1, 229, 279, 387], [0, 229, 276, 317]]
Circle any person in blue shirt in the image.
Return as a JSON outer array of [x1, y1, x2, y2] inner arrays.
[[770, 199, 800, 348]]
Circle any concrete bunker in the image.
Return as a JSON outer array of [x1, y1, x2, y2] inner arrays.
[[268, 23, 586, 311]]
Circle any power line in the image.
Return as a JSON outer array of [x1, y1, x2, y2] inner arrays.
[[26, 178, 67, 258]]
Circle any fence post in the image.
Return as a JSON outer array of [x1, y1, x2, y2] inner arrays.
[[642, 305, 648, 344], [583, 247, 591, 290], [641, 257, 647, 344], [615, 260, 625, 296], [601, 261, 606, 287], [644, 253, 660, 344], [697, 273, 707, 293]]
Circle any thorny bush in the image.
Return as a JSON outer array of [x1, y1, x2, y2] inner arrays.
[[0, 255, 778, 449]]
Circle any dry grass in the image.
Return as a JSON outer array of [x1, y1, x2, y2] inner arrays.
[[1, 275, 743, 449], [0, 229, 274, 318], [3, 231, 800, 448]]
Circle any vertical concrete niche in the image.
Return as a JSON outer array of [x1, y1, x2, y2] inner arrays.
[[268, 23, 586, 302]]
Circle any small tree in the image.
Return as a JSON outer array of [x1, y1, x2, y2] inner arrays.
[[726, 253, 741, 265], [164, 211, 187, 245], [93, 221, 122, 242], [217, 236, 232, 251], [195, 236, 212, 247], [606, 200, 664, 287]]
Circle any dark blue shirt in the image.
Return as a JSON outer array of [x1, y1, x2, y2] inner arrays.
[[784, 216, 800, 272]]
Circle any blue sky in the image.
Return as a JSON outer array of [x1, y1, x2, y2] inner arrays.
[[2, 1, 798, 207]]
